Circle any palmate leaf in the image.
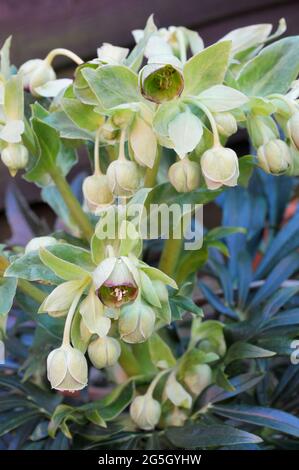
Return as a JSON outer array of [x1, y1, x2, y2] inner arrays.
[[212, 404, 299, 438], [165, 423, 262, 448]]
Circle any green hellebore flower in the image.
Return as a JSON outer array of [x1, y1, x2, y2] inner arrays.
[[214, 112, 237, 138], [47, 344, 88, 391], [93, 256, 139, 308], [168, 157, 200, 193], [88, 336, 121, 369], [106, 159, 140, 197], [82, 174, 114, 214], [19, 59, 56, 97], [257, 139, 292, 175], [1, 143, 29, 177], [130, 394, 161, 431], [183, 363, 212, 395], [200, 146, 239, 190], [139, 57, 184, 104], [118, 299, 156, 343]]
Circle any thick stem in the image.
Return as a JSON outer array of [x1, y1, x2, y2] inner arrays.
[[62, 289, 84, 346], [49, 166, 94, 241], [18, 279, 46, 304], [44, 48, 83, 66], [94, 127, 102, 176], [159, 237, 182, 277], [144, 145, 162, 187], [189, 98, 221, 146]]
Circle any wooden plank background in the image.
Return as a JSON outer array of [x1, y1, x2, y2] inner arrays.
[[0, 0, 298, 234]]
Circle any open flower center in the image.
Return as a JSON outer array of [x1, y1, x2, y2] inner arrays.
[[98, 282, 138, 308]]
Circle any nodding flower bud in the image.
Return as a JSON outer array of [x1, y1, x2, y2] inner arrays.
[[257, 139, 292, 175], [106, 160, 140, 197], [82, 174, 114, 213], [214, 112, 237, 138], [19, 59, 56, 96], [47, 344, 88, 392], [130, 394, 161, 430], [93, 256, 139, 308], [1, 143, 29, 177], [288, 112, 299, 150], [168, 157, 200, 193], [25, 236, 58, 254], [164, 408, 188, 427], [119, 299, 156, 343], [88, 336, 121, 369], [183, 364, 212, 395], [200, 146, 239, 190], [139, 57, 184, 104]]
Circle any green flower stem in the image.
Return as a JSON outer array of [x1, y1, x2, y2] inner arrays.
[[144, 145, 162, 188], [119, 342, 142, 377], [44, 48, 83, 66], [159, 237, 182, 277], [18, 279, 46, 304], [49, 166, 94, 242]]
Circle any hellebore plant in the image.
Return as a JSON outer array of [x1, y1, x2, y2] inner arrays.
[[2, 15, 299, 449]]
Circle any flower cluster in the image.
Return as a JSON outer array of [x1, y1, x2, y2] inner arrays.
[[25, 234, 176, 392]]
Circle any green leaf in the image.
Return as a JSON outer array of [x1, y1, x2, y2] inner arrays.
[[125, 15, 157, 72], [237, 36, 299, 96], [239, 155, 256, 187], [0, 36, 11, 80], [0, 277, 17, 316], [61, 87, 104, 132], [170, 294, 203, 316], [0, 409, 41, 437], [165, 423, 262, 448], [224, 342, 276, 365], [25, 118, 60, 185], [176, 246, 208, 284], [213, 404, 299, 438], [183, 41, 232, 96], [197, 85, 248, 112], [168, 110, 203, 157], [205, 226, 246, 242], [5, 252, 61, 284], [148, 333, 176, 368], [153, 100, 181, 137], [82, 65, 140, 109], [194, 372, 264, 410], [39, 247, 91, 281]]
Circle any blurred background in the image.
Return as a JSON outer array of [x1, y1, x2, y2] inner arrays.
[[0, 0, 298, 241]]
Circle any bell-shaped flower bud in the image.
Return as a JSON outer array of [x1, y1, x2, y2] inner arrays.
[[164, 408, 188, 427], [139, 56, 184, 104], [183, 364, 212, 395], [164, 373, 192, 409], [119, 299, 156, 343], [168, 157, 200, 192], [47, 344, 88, 391], [288, 112, 299, 150], [93, 256, 139, 308], [130, 394, 161, 431], [88, 336, 121, 369], [257, 139, 292, 175], [82, 174, 114, 213], [214, 112, 237, 138], [106, 159, 140, 197], [25, 236, 57, 254], [200, 146, 239, 190], [1, 143, 29, 177], [19, 59, 56, 96]]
